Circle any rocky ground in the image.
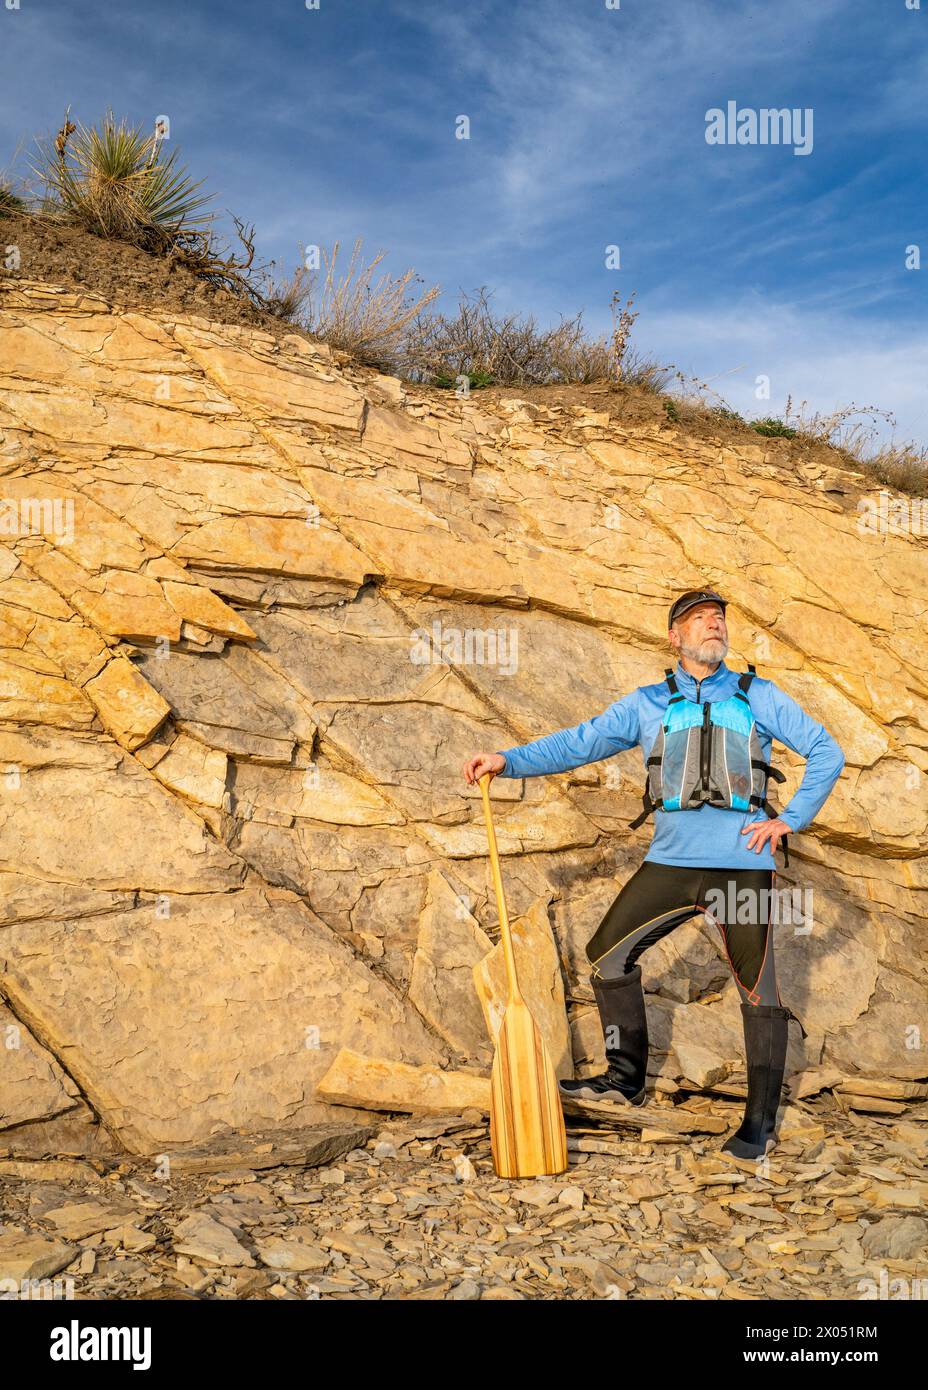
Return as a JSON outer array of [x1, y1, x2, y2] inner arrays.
[[2, 1097, 925, 1302]]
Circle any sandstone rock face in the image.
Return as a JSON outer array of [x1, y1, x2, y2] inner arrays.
[[0, 278, 925, 1153]]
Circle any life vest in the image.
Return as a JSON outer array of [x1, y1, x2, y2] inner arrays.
[[629, 664, 790, 866]]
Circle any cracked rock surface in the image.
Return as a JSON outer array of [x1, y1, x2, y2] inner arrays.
[[0, 276, 925, 1169]]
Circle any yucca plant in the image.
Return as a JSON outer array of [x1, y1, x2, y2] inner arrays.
[[31, 107, 215, 251]]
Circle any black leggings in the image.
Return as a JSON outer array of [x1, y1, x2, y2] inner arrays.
[[586, 861, 781, 1008]]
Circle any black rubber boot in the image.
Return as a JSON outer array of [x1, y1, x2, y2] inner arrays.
[[559, 964, 648, 1105], [721, 1002, 790, 1159]]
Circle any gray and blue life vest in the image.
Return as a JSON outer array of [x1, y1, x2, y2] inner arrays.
[[630, 664, 790, 866]]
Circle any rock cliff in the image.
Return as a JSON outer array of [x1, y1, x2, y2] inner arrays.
[[0, 276, 925, 1156]]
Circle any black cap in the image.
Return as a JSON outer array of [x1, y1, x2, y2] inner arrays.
[[668, 588, 727, 629]]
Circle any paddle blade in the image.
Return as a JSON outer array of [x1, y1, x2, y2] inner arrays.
[[490, 998, 568, 1178]]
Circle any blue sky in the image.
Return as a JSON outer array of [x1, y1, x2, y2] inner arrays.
[[2, 0, 926, 449]]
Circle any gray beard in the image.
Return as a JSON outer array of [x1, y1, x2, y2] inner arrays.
[[679, 635, 729, 664]]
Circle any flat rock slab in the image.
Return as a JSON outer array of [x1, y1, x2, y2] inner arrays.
[[153, 1123, 375, 1176], [172, 1212, 256, 1268], [0, 1158, 102, 1183], [0, 1227, 76, 1281], [562, 1097, 729, 1136], [40, 1199, 143, 1240], [316, 1049, 491, 1114]]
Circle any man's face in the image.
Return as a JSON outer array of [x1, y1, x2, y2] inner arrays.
[[670, 601, 729, 663]]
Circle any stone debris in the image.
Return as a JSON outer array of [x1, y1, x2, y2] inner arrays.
[[0, 1102, 924, 1300], [452, 1153, 477, 1182], [40, 1199, 142, 1240]]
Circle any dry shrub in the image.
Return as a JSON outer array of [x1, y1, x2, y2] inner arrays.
[[0, 145, 27, 216], [781, 395, 896, 453], [259, 260, 313, 324], [400, 286, 671, 388], [776, 395, 926, 494], [274, 238, 440, 370], [856, 440, 928, 494]]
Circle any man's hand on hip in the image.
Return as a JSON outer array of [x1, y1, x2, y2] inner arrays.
[[741, 817, 792, 854]]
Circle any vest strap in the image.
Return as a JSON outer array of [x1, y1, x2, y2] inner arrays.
[[629, 793, 658, 829], [751, 757, 786, 783], [737, 663, 757, 694]]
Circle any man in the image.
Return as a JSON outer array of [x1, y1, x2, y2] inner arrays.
[[463, 588, 845, 1159]]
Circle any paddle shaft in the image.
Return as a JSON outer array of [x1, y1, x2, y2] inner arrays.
[[478, 772, 522, 1006]]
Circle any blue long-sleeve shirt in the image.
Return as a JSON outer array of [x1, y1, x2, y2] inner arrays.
[[495, 659, 845, 869]]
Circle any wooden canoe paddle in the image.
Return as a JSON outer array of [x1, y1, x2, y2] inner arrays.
[[477, 772, 568, 1178]]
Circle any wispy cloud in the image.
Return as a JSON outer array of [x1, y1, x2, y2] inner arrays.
[[643, 298, 928, 443]]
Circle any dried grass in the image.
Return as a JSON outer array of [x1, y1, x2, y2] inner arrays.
[[271, 239, 441, 371]]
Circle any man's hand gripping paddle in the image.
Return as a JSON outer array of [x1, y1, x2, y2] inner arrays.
[[477, 773, 568, 1178]]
